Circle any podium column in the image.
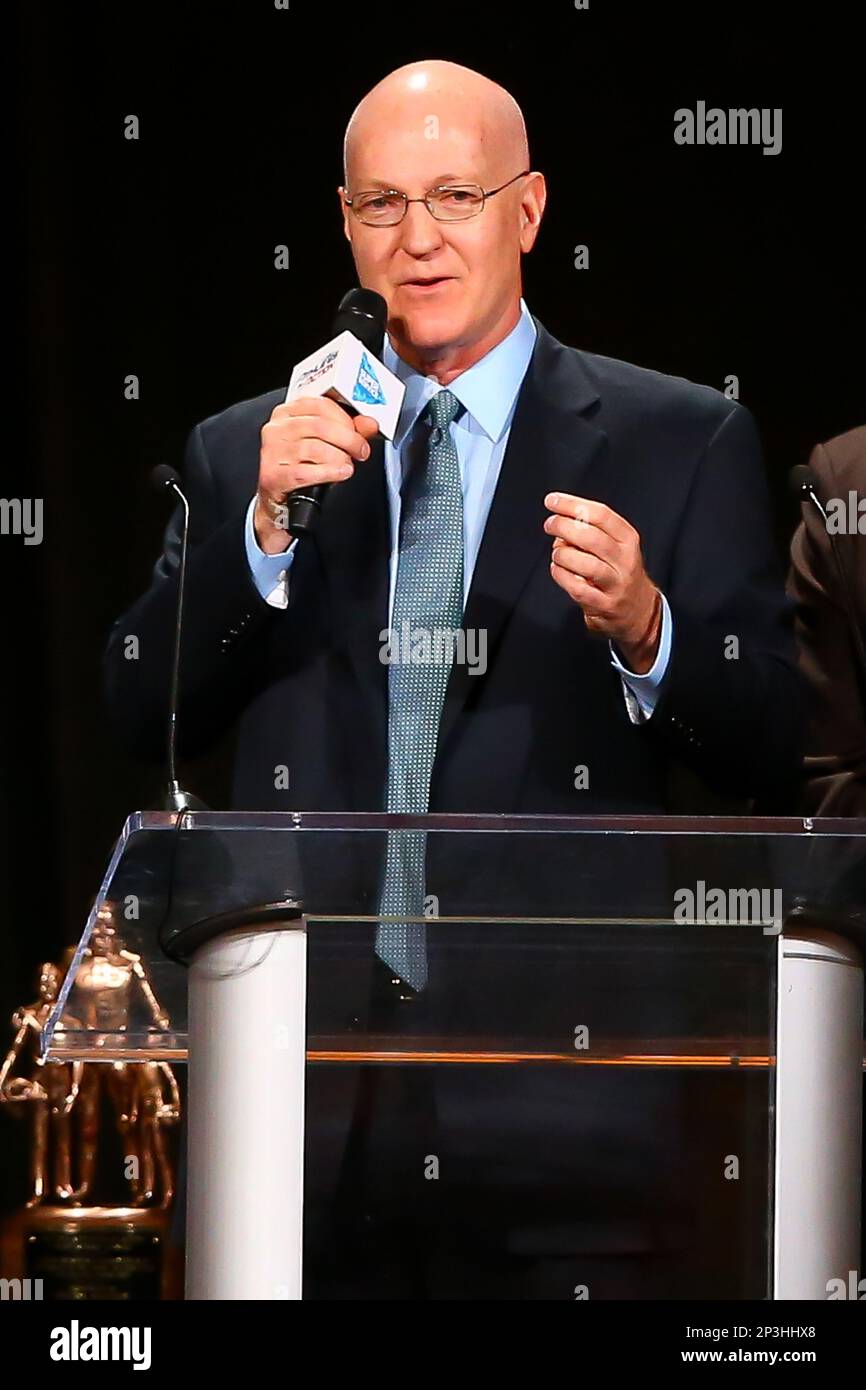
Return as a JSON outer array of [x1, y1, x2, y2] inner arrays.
[[185, 918, 307, 1299], [774, 929, 863, 1299]]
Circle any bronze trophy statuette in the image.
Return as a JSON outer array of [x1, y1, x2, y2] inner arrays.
[[0, 907, 182, 1299]]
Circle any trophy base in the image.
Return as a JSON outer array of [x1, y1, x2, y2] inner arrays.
[[2, 1205, 181, 1300]]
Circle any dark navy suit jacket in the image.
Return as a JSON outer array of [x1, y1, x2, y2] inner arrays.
[[104, 318, 802, 817]]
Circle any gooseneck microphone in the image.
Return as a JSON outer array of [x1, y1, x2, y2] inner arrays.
[[286, 287, 388, 537], [790, 463, 866, 710], [150, 464, 208, 813]]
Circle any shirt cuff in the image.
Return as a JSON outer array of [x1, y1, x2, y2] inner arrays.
[[244, 497, 296, 609], [609, 592, 673, 724]]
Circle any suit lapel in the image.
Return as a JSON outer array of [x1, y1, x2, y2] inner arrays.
[[435, 321, 607, 762]]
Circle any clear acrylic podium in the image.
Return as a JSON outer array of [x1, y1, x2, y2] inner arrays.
[[44, 812, 865, 1301]]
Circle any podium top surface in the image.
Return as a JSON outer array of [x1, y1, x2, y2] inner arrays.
[[107, 809, 866, 833]]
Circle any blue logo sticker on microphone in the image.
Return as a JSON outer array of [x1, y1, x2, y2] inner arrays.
[[352, 352, 386, 406]]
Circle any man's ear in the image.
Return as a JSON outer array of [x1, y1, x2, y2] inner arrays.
[[519, 172, 547, 253]]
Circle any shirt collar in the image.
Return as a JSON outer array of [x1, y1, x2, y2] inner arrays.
[[383, 298, 537, 447]]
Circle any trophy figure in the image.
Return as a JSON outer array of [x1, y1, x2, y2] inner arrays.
[[70, 906, 178, 1205], [0, 961, 97, 1206], [128, 1061, 181, 1207], [0, 925, 183, 1298], [70, 905, 170, 1035]]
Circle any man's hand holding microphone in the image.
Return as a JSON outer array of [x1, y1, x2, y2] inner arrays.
[[255, 397, 380, 552], [254, 287, 401, 546]]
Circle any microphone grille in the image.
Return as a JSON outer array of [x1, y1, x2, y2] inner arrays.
[[150, 463, 181, 493], [334, 288, 388, 352], [788, 464, 815, 497]]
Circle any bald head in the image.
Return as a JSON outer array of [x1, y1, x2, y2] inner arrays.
[[343, 60, 529, 185], [338, 59, 545, 381]]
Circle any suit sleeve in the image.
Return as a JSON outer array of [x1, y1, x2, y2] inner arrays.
[[788, 441, 866, 815], [644, 402, 805, 806], [103, 421, 282, 761]]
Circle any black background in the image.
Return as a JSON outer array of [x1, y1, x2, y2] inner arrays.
[[3, 0, 863, 1224]]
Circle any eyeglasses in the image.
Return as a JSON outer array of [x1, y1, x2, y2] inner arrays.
[[342, 170, 530, 226]]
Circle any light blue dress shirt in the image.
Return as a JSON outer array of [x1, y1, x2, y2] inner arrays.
[[244, 299, 671, 720]]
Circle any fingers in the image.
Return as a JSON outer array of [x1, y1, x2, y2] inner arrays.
[[549, 536, 615, 590], [256, 397, 379, 549], [258, 454, 358, 516], [546, 492, 647, 638], [264, 401, 373, 463], [550, 549, 614, 612], [275, 395, 356, 425], [277, 461, 353, 490], [270, 438, 361, 485], [258, 399, 381, 519], [544, 492, 634, 545], [544, 512, 619, 572], [544, 493, 643, 604], [271, 398, 379, 447], [353, 414, 381, 442]]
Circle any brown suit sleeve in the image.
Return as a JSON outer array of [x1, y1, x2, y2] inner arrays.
[[787, 427, 866, 815]]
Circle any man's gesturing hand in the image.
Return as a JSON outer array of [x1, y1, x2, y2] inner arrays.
[[544, 492, 662, 674], [255, 396, 380, 553]]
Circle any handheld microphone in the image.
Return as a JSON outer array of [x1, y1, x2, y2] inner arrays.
[[285, 288, 404, 536], [789, 463, 866, 710], [150, 464, 208, 814]]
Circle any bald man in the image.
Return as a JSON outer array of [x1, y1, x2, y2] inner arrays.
[[105, 62, 802, 1297], [106, 59, 801, 824]]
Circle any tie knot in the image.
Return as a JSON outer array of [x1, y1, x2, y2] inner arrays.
[[425, 389, 462, 431]]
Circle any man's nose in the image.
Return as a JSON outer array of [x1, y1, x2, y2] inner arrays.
[[397, 199, 446, 258]]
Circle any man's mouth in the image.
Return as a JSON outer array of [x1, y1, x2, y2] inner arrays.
[[400, 276, 454, 290]]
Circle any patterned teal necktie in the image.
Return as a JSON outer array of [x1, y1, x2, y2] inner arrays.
[[375, 389, 465, 991]]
